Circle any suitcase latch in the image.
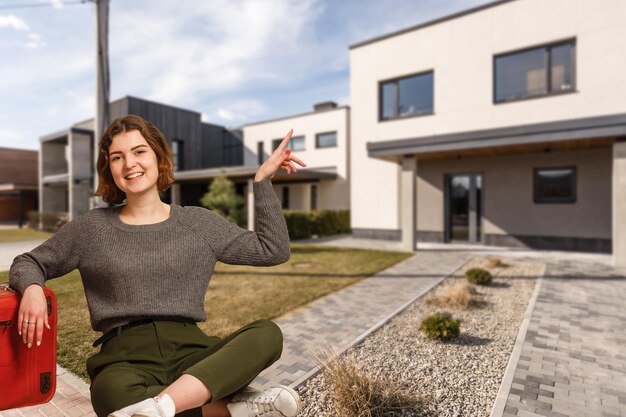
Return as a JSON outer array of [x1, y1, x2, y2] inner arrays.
[[0, 320, 13, 328]]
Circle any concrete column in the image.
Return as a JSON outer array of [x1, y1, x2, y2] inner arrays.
[[247, 178, 255, 231], [170, 183, 181, 205], [400, 156, 417, 252], [613, 141, 626, 267]]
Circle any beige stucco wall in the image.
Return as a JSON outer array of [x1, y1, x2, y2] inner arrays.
[[417, 148, 612, 239], [350, 0, 626, 230], [242, 107, 350, 211]]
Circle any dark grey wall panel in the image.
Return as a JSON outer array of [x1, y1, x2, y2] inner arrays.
[[201, 124, 243, 168], [127, 97, 202, 170]]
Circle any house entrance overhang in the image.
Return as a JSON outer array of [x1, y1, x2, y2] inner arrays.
[[172, 165, 338, 184], [367, 113, 626, 162]]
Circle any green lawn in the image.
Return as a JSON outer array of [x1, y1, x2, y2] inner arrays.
[[0, 228, 53, 243], [0, 243, 412, 382]]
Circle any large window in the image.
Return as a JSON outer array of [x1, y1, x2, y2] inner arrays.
[[257, 141, 264, 165], [282, 186, 289, 209], [273, 135, 305, 152], [171, 139, 184, 171], [316, 132, 337, 148], [495, 40, 575, 103], [310, 185, 317, 210], [534, 167, 576, 204], [380, 71, 434, 120]]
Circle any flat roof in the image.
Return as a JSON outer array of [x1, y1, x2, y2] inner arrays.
[[40, 127, 93, 143], [242, 106, 350, 128], [367, 113, 626, 159], [349, 0, 518, 50]]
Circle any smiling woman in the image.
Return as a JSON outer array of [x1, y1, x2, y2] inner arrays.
[[95, 115, 175, 207], [9, 114, 307, 417]]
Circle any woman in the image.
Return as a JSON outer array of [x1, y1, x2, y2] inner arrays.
[[9, 115, 306, 417]]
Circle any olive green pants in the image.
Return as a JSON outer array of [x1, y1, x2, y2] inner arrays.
[[87, 319, 283, 417]]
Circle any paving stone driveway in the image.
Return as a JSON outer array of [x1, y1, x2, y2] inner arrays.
[[499, 259, 626, 417]]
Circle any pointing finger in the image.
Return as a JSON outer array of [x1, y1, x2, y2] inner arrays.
[[287, 154, 307, 167], [275, 129, 293, 153]]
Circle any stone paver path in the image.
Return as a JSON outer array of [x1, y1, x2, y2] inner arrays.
[[496, 259, 626, 417], [252, 249, 470, 388]]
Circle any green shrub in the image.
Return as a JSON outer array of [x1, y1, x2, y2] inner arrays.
[[283, 209, 351, 239], [420, 312, 460, 340], [465, 267, 493, 286], [27, 211, 69, 232]]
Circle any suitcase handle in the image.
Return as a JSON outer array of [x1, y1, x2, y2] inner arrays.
[[0, 320, 13, 328]]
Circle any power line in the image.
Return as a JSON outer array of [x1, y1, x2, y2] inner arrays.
[[0, 0, 88, 10]]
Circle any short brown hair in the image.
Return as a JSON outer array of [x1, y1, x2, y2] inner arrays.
[[95, 114, 175, 204]]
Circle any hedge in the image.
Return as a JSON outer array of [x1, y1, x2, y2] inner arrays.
[[283, 209, 350, 239]]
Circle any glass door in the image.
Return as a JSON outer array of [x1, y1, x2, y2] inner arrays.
[[446, 173, 483, 243]]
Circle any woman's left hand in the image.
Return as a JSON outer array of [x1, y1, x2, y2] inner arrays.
[[254, 129, 307, 181]]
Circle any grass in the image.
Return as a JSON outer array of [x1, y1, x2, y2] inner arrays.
[[0, 242, 412, 381], [0, 228, 53, 243], [485, 256, 510, 269], [425, 282, 477, 310], [319, 348, 431, 416]]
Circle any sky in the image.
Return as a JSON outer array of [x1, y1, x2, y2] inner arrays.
[[0, 0, 493, 150]]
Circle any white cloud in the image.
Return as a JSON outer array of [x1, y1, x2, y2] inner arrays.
[[213, 99, 267, 123], [109, 0, 327, 105], [0, 15, 29, 31], [50, 0, 65, 9], [25, 33, 46, 49]]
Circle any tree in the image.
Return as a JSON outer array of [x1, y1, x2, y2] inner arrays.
[[200, 171, 246, 226]]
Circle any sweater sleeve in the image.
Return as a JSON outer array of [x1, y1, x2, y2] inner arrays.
[[9, 214, 89, 294], [192, 178, 291, 266]]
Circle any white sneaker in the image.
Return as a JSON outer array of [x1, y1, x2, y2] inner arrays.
[[227, 386, 303, 417], [108, 397, 168, 417]]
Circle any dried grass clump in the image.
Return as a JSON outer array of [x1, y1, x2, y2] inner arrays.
[[426, 282, 476, 309], [321, 351, 431, 417], [485, 257, 510, 269]]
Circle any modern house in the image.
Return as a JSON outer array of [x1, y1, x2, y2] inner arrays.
[[242, 101, 349, 211], [0, 147, 38, 227], [40, 95, 243, 220], [38, 96, 348, 231], [348, 0, 626, 266]]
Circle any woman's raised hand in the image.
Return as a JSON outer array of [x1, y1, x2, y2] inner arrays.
[[254, 129, 306, 182], [17, 284, 51, 348]]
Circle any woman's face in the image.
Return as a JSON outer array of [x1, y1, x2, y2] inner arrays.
[[108, 129, 160, 198]]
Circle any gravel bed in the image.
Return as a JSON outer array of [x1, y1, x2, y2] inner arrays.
[[297, 257, 544, 417]]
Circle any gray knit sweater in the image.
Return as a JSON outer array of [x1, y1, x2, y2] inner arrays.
[[9, 179, 290, 334]]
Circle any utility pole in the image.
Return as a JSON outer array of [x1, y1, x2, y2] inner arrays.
[[91, 0, 110, 209]]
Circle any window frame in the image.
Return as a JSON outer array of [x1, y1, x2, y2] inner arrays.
[[533, 166, 577, 204], [273, 135, 305, 152], [257, 141, 264, 165], [493, 38, 576, 104], [282, 186, 289, 209], [378, 70, 435, 122], [315, 131, 338, 149], [171, 139, 184, 171]]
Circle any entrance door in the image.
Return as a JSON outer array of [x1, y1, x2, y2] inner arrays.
[[446, 173, 483, 243]]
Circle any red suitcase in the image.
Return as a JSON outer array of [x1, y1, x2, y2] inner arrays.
[[0, 283, 58, 410]]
